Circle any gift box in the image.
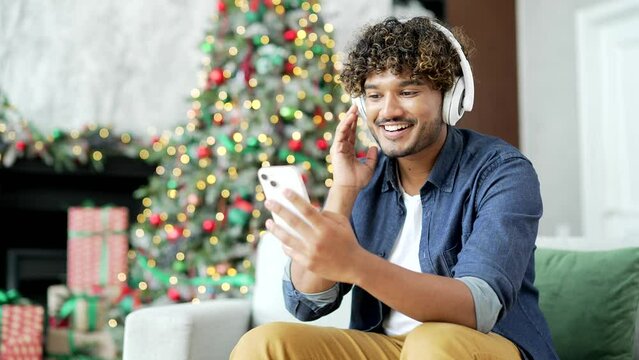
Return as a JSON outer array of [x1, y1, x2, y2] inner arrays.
[[67, 206, 129, 293], [0, 304, 44, 360], [47, 285, 117, 332], [46, 328, 116, 359]]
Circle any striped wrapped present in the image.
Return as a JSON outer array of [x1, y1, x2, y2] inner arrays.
[[67, 206, 129, 293]]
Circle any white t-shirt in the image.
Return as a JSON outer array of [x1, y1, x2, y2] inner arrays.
[[382, 191, 424, 336]]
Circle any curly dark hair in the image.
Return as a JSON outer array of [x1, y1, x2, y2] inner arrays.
[[340, 16, 473, 97]]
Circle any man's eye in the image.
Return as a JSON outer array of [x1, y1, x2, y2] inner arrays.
[[401, 91, 418, 96]]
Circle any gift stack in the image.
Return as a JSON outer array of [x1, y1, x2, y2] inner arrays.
[[0, 289, 44, 360], [45, 206, 132, 360]]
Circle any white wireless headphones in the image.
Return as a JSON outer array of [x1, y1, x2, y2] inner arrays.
[[352, 19, 474, 126]]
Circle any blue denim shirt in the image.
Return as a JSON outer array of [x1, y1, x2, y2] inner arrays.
[[283, 126, 559, 360]]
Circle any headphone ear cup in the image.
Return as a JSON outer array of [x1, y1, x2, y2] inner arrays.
[[442, 76, 466, 126]]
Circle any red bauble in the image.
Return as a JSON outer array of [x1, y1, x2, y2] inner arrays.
[[166, 226, 184, 243], [283, 29, 297, 42], [167, 288, 181, 302], [283, 61, 295, 74], [149, 214, 163, 227], [15, 141, 26, 151], [151, 135, 160, 145], [264, 0, 273, 7], [197, 146, 211, 159], [233, 197, 253, 213], [315, 138, 328, 151], [217, 0, 226, 12], [209, 68, 225, 85], [202, 219, 217, 233], [288, 139, 303, 152]]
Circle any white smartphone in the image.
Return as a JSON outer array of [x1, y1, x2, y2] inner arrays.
[[257, 165, 311, 237]]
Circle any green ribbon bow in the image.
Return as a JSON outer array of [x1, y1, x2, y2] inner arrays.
[[58, 294, 101, 331], [0, 289, 22, 305]]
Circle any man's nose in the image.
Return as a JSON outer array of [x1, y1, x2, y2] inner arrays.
[[379, 95, 404, 120]]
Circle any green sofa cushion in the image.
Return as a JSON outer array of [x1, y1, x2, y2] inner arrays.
[[535, 247, 639, 360]]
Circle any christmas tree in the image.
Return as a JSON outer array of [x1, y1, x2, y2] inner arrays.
[[128, 0, 368, 304]]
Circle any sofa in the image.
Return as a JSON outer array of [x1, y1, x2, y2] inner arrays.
[[123, 234, 639, 360]]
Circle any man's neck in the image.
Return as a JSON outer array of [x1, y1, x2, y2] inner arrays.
[[397, 127, 447, 196]]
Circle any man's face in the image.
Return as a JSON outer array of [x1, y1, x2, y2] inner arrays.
[[363, 70, 445, 159]]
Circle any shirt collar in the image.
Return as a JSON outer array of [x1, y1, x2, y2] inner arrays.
[[381, 125, 462, 193]]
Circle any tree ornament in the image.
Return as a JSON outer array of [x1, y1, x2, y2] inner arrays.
[[312, 44, 324, 56], [15, 141, 26, 151], [215, 262, 230, 275], [315, 138, 328, 151], [149, 214, 163, 227], [283, 29, 297, 42], [288, 139, 303, 152], [246, 11, 261, 23], [202, 219, 217, 233], [279, 106, 295, 121], [246, 136, 259, 149], [283, 61, 295, 74], [209, 68, 225, 86], [240, 50, 255, 83], [167, 179, 178, 190], [167, 288, 181, 302], [217, 0, 227, 12], [197, 145, 211, 159], [166, 226, 184, 243], [52, 128, 63, 140], [228, 197, 253, 226], [151, 135, 161, 145], [172, 260, 187, 273], [187, 194, 201, 206], [212, 113, 224, 126]]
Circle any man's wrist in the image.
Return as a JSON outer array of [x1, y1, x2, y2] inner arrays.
[[324, 184, 360, 216]]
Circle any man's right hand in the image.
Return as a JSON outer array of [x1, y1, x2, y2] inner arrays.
[[329, 104, 379, 190]]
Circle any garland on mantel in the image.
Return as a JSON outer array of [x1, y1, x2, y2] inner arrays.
[[0, 89, 144, 172]]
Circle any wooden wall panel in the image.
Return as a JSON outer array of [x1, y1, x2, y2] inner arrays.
[[447, 0, 519, 148]]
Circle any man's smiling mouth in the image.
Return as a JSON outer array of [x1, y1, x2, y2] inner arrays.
[[382, 123, 413, 132]]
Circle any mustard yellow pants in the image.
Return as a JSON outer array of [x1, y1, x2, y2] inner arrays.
[[230, 321, 522, 360]]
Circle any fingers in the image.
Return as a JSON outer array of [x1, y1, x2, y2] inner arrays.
[[365, 146, 379, 169], [284, 189, 321, 221], [264, 193, 316, 233], [265, 219, 301, 252], [333, 107, 358, 148]]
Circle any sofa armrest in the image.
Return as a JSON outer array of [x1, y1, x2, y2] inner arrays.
[[123, 299, 251, 360]]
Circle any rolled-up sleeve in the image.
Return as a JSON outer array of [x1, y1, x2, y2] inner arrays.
[[282, 258, 344, 321]]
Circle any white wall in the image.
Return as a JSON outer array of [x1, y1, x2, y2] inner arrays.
[[0, 0, 216, 135], [0, 0, 425, 137], [517, 0, 609, 238]]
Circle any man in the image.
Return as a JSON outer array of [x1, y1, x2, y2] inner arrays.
[[232, 16, 558, 359]]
